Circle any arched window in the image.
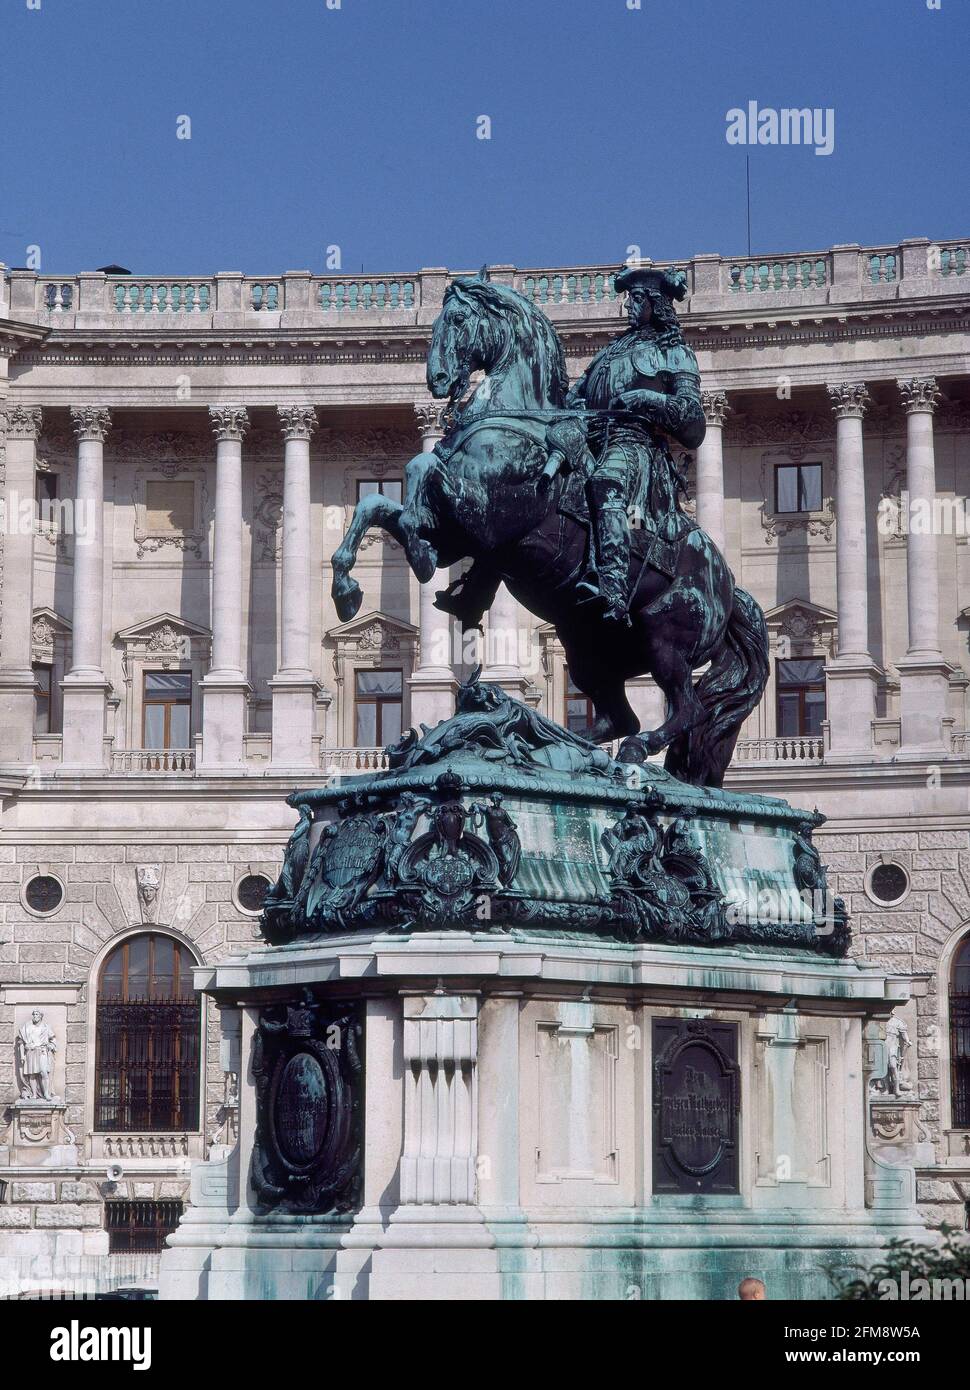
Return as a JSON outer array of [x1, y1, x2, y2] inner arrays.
[[95, 933, 201, 1133], [951, 935, 970, 1129]]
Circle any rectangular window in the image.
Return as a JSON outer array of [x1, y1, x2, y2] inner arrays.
[[105, 1200, 184, 1255], [774, 463, 822, 514], [33, 663, 53, 735], [356, 478, 403, 505], [144, 480, 195, 533], [355, 668, 403, 746], [565, 674, 594, 735], [142, 670, 192, 749], [776, 658, 826, 737]]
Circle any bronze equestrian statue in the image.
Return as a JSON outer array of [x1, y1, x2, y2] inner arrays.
[[330, 263, 768, 788]]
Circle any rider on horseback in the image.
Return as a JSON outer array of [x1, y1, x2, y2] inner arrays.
[[565, 265, 706, 626]]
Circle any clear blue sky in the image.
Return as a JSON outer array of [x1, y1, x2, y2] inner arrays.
[[1, 0, 966, 275]]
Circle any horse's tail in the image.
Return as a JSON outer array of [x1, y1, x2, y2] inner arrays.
[[665, 586, 769, 788]]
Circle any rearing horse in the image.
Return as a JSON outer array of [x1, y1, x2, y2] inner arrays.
[[331, 272, 768, 787]]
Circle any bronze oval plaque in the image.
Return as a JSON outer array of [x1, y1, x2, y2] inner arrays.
[[276, 1051, 329, 1167]]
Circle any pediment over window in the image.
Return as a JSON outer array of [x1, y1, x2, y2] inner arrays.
[[763, 599, 837, 656], [115, 614, 212, 667], [32, 608, 72, 661], [326, 610, 418, 656]]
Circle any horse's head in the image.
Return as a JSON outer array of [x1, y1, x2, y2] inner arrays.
[[426, 269, 488, 406], [427, 267, 568, 412]]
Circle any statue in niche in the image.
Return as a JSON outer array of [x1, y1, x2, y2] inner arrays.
[[17, 1009, 58, 1101]]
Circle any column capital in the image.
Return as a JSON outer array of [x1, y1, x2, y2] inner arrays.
[[70, 406, 112, 442], [699, 389, 730, 427], [827, 381, 870, 419], [414, 400, 449, 441], [209, 405, 250, 442], [897, 377, 941, 414], [277, 404, 317, 442], [3, 404, 43, 440]]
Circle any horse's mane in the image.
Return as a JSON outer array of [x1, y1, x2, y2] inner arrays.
[[445, 275, 569, 408]]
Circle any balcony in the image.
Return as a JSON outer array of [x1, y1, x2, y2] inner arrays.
[[732, 736, 824, 765], [110, 748, 195, 774]]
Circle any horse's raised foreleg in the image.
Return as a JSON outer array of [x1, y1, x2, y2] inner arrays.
[[331, 493, 409, 622], [332, 451, 444, 620]]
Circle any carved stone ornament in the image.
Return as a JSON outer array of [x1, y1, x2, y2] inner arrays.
[[254, 470, 283, 560], [5, 405, 44, 441], [70, 406, 112, 442], [414, 401, 449, 438], [132, 466, 207, 558], [251, 991, 363, 1214], [699, 389, 730, 427], [136, 865, 162, 924], [827, 381, 871, 419], [278, 404, 317, 441], [759, 451, 835, 543], [208, 405, 250, 442], [355, 620, 399, 654], [897, 376, 941, 414]]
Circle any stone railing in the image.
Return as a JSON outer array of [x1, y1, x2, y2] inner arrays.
[[320, 746, 390, 774], [732, 735, 824, 765], [6, 237, 968, 330], [111, 748, 195, 773], [950, 730, 970, 756], [102, 1133, 191, 1159]]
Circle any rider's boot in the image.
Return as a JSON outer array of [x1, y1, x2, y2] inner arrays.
[[577, 475, 633, 627]]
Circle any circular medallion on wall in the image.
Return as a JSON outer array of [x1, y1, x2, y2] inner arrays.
[[22, 873, 65, 916], [234, 873, 273, 915], [866, 860, 910, 907]]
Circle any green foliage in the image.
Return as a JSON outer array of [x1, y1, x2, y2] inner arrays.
[[827, 1224, 970, 1300]]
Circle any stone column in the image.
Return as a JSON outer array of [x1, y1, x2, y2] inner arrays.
[[408, 403, 458, 729], [896, 377, 951, 752], [269, 405, 319, 769], [60, 406, 111, 771], [201, 406, 251, 770], [0, 405, 41, 764], [696, 390, 729, 554], [481, 582, 530, 699], [825, 382, 878, 757]]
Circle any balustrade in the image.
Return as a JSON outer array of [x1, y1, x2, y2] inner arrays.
[[112, 280, 213, 313], [316, 277, 416, 311], [728, 257, 828, 293]]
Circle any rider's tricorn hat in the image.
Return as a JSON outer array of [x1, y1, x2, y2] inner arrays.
[[614, 264, 688, 301]]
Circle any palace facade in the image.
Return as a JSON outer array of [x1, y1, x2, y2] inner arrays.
[[0, 239, 969, 1294]]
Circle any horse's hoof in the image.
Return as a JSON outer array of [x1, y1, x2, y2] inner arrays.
[[411, 540, 437, 584], [616, 736, 647, 765], [332, 577, 363, 623]]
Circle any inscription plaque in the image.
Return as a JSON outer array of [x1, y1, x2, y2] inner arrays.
[[652, 1018, 740, 1194], [276, 1052, 330, 1167]]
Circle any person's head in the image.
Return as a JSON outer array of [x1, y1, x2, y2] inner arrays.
[[738, 1277, 766, 1301], [615, 265, 687, 333], [31, 1009, 43, 1023]]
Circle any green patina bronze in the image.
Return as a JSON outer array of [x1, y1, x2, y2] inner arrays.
[[331, 263, 768, 789], [259, 260, 847, 957]]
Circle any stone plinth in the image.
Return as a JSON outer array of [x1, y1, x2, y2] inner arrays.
[[158, 930, 924, 1302]]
